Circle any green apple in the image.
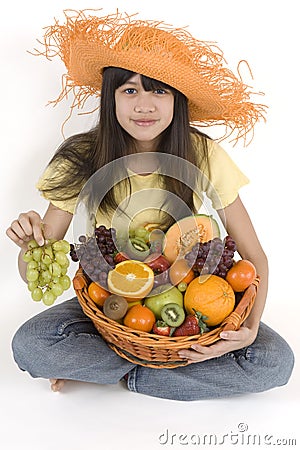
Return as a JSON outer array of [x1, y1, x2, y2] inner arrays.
[[144, 283, 183, 319]]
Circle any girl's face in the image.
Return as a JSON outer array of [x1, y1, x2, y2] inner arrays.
[[115, 73, 174, 150]]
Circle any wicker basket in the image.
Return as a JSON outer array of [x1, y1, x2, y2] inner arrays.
[[74, 268, 259, 368]]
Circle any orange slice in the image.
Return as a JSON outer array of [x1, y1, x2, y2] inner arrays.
[[107, 260, 154, 299]]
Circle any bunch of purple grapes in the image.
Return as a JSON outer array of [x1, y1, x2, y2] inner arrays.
[[185, 236, 237, 278], [70, 225, 117, 287]]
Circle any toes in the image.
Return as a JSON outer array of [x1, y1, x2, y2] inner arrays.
[[49, 379, 65, 392]]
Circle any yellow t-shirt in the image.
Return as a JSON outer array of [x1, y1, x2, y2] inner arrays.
[[36, 138, 249, 231]]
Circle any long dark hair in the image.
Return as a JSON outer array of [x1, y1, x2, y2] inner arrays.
[[40, 67, 210, 227]]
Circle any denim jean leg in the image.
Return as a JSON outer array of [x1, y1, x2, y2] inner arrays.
[[127, 322, 294, 401], [11, 297, 135, 384], [236, 322, 295, 391]]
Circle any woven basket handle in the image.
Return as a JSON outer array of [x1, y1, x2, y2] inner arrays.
[[221, 277, 259, 332]]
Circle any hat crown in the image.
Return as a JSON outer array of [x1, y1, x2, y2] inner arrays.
[[115, 26, 193, 65]]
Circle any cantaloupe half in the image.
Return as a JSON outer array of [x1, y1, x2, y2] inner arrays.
[[163, 214, 220, 263]]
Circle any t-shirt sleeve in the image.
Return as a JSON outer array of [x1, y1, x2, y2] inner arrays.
[[198, 140, 249, 210], [36, 162, 77, 214]]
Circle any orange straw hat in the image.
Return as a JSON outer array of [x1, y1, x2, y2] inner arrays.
[[35, 9, 266, 143]]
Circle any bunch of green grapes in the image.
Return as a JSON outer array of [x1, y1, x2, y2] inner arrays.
[[22, 239, 71, 306]]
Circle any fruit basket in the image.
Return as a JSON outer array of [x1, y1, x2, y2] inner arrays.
[[74, 267, 259, 368]]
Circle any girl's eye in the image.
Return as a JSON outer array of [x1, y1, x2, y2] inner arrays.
[[154, 88, 167, 95], [124, 88, 137, 94]]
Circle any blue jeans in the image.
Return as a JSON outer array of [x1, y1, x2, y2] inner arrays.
[[11, 297, 294, 401]]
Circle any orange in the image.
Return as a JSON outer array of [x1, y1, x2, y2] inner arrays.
[[123, 304, 156, 332], [184, 274, 235, 326], [107, 260, 154, 299], [88, 282, 110, 306], [169, 259, 195, 286], [226, 259, 257, 292]]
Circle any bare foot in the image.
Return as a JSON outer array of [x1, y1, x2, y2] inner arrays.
[[49, 379, 66, 392]]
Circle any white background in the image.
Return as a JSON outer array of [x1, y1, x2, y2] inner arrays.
[[1, 1, 299, 449]]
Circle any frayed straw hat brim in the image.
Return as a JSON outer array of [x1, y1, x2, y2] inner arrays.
[[34, 9, 266, 143]]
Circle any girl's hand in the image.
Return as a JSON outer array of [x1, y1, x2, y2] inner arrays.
[[6, 204, 72, 283], [6, 210, 49, 249], [178, 326, 258, 364]]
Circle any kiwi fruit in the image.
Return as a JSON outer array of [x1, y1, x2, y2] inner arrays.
[[125, 239, 150, 261], [103, 295, 128, 320], [161, 303, 185, 327]]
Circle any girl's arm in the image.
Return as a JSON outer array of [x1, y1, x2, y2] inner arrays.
[[6, 203, 73, 282], [178, 195, 268, 363], [217, 195, 268, 333]]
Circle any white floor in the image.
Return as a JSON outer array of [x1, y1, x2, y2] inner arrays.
[[1, 273, 299, 450]]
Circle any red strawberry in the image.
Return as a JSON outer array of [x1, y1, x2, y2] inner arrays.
[[173, 311, 209, 337], [152, 320, 172, 336]]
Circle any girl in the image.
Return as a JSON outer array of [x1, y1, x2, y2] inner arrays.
[[6, 10, 294, 400]]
